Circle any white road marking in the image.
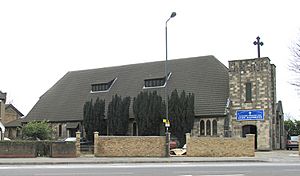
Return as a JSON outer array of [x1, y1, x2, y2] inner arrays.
[[289, 154, 299, 156], [176, 170, 247, 176], [192, 175, 244, 176], [189, 175, 245, 176], [284, 169, 300, 172], [33, 172, 133, 176]]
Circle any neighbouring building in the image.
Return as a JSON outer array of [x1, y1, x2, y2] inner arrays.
[[23, 55, 284, 150], [0, 91, 24, 140], [0, 91, 7, 140]]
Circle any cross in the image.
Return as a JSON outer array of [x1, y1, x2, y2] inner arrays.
[[253, 36, 263, 58]]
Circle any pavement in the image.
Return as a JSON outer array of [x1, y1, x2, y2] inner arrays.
[[0, 150, 299, 165]]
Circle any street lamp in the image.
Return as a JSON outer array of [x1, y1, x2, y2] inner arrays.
[[165, 12, 176, 157]]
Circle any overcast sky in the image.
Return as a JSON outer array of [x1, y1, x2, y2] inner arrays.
[[1, 0, 300, 119]]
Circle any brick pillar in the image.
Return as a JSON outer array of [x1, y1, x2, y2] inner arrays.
[[76, 131, 81, 157], [186, 133, 191, 155], [94, 132, 99, 156], [186, 133, 191, 146], [246, 134, 255, 156]]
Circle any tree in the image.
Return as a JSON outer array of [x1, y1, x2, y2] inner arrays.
[[289, 37, 300, 88], [83, 99, 93, 141], [22, 120, 53, 140], [284, 119, 300, 136], [93, 98, 106, 135], [169, 89, 195, 146], [107, 94, 131, 135], [133, 91, 165, 136], [83, 98, 106, 141]]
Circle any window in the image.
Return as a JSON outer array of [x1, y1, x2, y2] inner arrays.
[[144, 78, 165, 88], [213, 120, 217, 136], [245, 82, 252, 102], [200, 120, 205, 136], [143, 72, 171, 88], [91, 78, 117, 92], [58, 124, 62, 137], [206, 120, 211, 136]]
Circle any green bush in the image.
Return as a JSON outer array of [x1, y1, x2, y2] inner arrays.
[[22, 120, 53, 140]]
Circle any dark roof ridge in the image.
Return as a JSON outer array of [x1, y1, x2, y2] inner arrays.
[[68, 55, 218, 73]]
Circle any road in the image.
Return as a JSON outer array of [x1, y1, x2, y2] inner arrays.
[[1, 162, 300, 176]]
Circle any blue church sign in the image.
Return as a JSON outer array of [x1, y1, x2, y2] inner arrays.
[[236, 109, 264, 121]]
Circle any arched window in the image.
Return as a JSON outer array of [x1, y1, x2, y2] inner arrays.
[[200, 120, 205, 136], [213, 120, 218, 136], [58, 124, 62, 137], [206, 120, 211, 136], [133, 122, 137, 136]]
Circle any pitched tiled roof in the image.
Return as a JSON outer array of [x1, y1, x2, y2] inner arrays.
[[4, 118, 23, 128], [25, 55, 229, 122], [5, 104, 24, 117]]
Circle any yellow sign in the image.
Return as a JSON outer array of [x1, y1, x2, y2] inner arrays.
[[163, 119, 170, 127], [165, 121, 170, 127]]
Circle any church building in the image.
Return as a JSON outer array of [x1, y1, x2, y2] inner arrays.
[[24, 55, 284, 150]]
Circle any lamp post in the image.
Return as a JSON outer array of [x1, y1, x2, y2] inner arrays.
[[165, 12, 176, 157]]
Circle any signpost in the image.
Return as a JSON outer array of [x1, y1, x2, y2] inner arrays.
[[163, 118, 170, 157], [236, 109, 264, 121]]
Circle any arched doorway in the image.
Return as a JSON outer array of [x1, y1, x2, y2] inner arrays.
[[242, 125, 257, 149]]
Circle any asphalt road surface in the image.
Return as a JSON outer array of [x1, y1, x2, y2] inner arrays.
[[1, 162, 300, 176]]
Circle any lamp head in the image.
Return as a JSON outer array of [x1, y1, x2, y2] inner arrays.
[[170, 12, 176, 18]]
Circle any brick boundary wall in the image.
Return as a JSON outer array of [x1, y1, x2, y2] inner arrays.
[[0, 141, 36, 158], [186, 134, 255, 157], [51, 142, 77, 158], [0, 141, 77, 158], [94, 132, 166, 157]]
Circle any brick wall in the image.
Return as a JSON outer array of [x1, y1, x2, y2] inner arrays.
[[0, 141, 77, 158], [94, 135, 166, 157], [51, 142, 77, 158], [192, 117, 225, 137], [0, 141, 36, 158], [51, 123, 68, 139], [2, 107, 19, 124], [187, 134, 255, 157]]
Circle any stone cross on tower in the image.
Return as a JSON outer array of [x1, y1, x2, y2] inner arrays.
[[253, 36, 264, 58]]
